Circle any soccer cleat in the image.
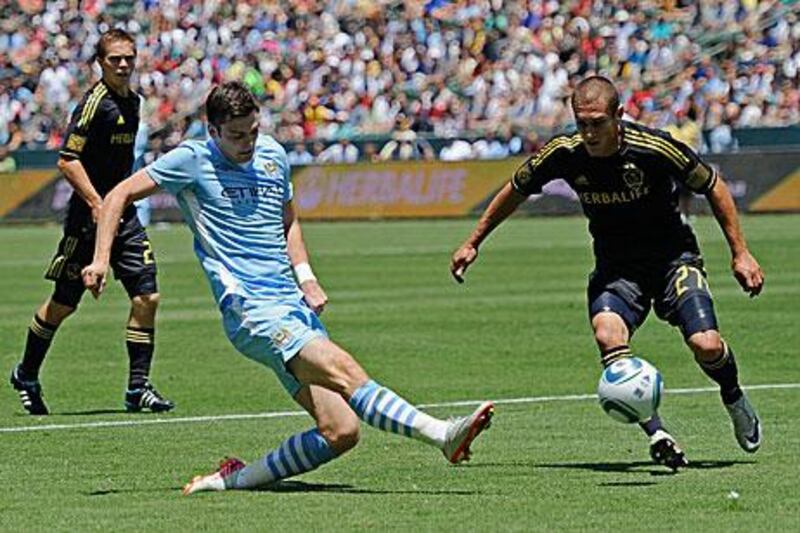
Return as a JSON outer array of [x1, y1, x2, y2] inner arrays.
[[724, 393, 762, 453], [9, 366, 49, 415], [649, 430, 688, 471], [183, 457, 246, 495], [442, 401, 494, 464], [125, 382, 175, 413]]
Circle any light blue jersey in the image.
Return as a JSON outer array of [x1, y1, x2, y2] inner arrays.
[[146, 135, 301, 307], [146, 134, 326, 395]]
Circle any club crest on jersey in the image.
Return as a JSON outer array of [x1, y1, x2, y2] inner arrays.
[[622, 162, 645, 192], [263, 161, 278, 174]]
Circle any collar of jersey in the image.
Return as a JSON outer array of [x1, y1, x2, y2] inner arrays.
[[207, 138, 255, 170]]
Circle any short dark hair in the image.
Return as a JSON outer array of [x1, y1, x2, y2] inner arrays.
[[95, 29, 136, 60], [205, 82, 260, 130], [571, 76, 620, 114]]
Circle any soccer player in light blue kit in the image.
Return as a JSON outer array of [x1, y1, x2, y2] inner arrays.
[[82, 82, 494, 494]]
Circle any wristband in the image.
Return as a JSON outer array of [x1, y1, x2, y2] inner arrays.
[[294, 262, 317, 284]]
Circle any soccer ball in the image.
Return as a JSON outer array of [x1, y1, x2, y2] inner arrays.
[[597, 356, 663, 424]]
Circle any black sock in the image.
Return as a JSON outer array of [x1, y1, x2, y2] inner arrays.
[[600, 344, 631, 367], [697, 342, 742, 405], [18, 315, 59, 381], [639, 414, 665, 437], [126, 326, 154, 389]]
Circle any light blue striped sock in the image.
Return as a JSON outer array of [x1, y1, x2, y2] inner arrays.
[[349, 380, 447, 448], [232, 428, 336, 489]]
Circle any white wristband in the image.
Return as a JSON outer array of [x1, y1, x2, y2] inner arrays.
[[294, 262, 317, 285]]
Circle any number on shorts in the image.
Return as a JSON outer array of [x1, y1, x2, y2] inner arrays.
[[674, 265, 706, 297], [143, 240, 154, 265]]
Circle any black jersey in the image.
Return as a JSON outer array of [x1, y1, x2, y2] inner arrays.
[[512, 121, 718, 264], [60, 80, 140, 224]]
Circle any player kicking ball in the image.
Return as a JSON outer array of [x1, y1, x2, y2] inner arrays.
[[82, 82, 493, 494]]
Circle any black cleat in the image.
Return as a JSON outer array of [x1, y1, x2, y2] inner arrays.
[[649, 430, 688, 471], [9, 366, 49, 415], [125, 383, 175, 413]]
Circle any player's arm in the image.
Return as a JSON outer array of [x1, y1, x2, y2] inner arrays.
[[705, 174, 764, 297], [450, 181, 528, 283], [284, 200, 328, 314], [82, 169, 159, 298], [57, 157, 104, 222]]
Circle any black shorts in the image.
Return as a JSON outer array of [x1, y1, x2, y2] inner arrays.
[[587, 252, 718, 339], [44, 215, 158, 308]]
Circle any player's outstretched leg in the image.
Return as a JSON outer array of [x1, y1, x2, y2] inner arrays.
[[691, 336, 762, 453], [184, 386, 352, 494], [292, 338, 494, 464], [183, 428, 336, 495], [349, 380, 494, 463]]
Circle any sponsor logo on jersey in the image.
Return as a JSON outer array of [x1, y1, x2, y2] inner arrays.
[[221, 184, 284, 201], [110, 132, 136, 144]]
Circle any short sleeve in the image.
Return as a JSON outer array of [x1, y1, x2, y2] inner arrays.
[[511, 137, 572, 195], [664, 135, 718, 193], [60, 89, 107, 159], [145, 144, 199, 195]]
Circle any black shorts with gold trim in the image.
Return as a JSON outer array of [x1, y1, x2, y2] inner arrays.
[[44, 215, 157, 307], [588, 252, 718, 339]]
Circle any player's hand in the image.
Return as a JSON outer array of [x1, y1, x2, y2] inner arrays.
[[731, 250, 764, 297], [81, 261, 108, 299], [300, 279, 328, 314], [450, 243, 478, 283]]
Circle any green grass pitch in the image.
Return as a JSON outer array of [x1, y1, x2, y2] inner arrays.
[[1, 215, 798, 531]]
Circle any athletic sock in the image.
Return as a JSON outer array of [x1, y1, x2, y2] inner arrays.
[[348, 380, 448, 448], [639, 414, 665, 437], [126, 326, 154, 389], [600, 344, 631, 367], [697, 341, 742, 405], [231, 428, 336, 489], [18, 315, 59, 381]]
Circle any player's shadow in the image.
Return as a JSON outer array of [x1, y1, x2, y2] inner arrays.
[[58, 408, 134, 416], [536, 459, 752, 476], [257, 480, 483, 496], [86, 481, 484, 497]]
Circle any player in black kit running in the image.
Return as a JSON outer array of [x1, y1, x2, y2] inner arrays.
[[451, 76, 764, 470]]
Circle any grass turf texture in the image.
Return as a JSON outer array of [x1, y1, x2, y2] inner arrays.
[[0, 215, 798, 531]]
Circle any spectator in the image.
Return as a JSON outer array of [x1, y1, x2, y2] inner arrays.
[[0, 0, 797, 160], [317, 138, 359, 164], [378, 114, 435, 161], [287, 142, 314, 166], [0, 144, 16, 173]]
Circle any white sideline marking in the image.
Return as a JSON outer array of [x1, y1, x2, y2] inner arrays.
[[2, 382, 798, 434]]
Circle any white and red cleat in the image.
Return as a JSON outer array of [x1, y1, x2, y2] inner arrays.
[[182, 457, 246, 495], [443, 401, 494, 464]]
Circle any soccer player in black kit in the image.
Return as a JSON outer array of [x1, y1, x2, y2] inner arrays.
[[9, 29, 173, 415], [450, 76, 764, 469]]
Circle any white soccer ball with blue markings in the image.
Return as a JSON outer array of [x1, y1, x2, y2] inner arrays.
[[597, 356, 663, 424]]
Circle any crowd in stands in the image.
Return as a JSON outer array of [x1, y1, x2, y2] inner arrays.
[[1, 0, 798, 168]]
